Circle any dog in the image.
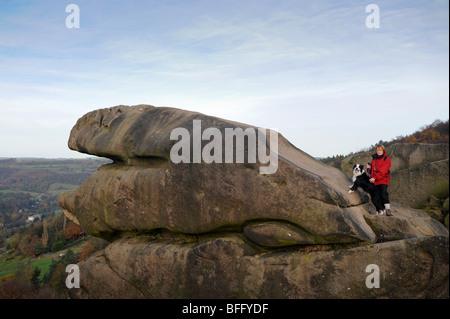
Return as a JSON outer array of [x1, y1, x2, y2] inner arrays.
[[348, 164, 385, 215]]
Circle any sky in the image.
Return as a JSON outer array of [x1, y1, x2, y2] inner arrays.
[[0, 0, 448, 159]]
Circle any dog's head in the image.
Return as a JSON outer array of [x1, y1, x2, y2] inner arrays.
[[352, 164, 365, 177]]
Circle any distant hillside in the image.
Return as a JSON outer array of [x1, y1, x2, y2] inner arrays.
[[321, 119, 449, 168], [386, 119, 449, 145], [0, 157, 110, 231], [0, 158, 111, 298]]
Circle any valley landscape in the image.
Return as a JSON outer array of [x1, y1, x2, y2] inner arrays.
[[0, 157, 110, 298]]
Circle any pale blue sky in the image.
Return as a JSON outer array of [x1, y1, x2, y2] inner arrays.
[[0, 0, 448, 158]]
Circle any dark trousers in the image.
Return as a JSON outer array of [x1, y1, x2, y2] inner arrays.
[[376, 184, 390, 205]]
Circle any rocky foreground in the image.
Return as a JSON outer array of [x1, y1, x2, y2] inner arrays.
[[58, 105, 448, 299]]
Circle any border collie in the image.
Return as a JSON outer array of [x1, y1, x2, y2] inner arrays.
[[348, 164, 385, 215]]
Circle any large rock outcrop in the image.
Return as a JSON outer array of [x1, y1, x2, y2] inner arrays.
[[58, 105, 449, 299]]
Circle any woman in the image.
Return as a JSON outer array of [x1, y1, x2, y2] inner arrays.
[[366, 144, 393, 216]]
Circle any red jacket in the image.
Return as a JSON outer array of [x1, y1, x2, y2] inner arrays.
[[369, 152, 391, 185]]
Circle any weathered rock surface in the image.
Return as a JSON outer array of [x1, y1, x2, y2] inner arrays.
[[71, 235, 448, 299], [59, 105, 449, 299], [364, 203, 448, 242]]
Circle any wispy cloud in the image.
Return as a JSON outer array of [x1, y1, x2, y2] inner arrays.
[[0, 0, 448, 158]]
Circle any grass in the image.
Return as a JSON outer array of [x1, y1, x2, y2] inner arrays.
[[0, 253, 32, 276], [29, 258, 54, 280], [0, 189, 41, 197], [48, 183, 78, 191], [0, 181, 78, 197], [0, 189, 19, 194], [62, 236, 91, 254], [0, 255, 54, 280], [0, 236, 92, 281], [47, 183, 79, 196]]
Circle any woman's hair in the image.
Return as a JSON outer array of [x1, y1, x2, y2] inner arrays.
[[375, 144, 386, 152]]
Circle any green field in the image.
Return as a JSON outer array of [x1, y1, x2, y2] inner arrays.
[[29, 258, 54, 280], [0, 236, 92, 280], [0, 255, 55, 280], [0, 253, 32, 275], [46, 182, 79, 196]]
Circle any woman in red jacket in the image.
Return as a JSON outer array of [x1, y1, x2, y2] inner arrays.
[[367, 144, 393, 216]]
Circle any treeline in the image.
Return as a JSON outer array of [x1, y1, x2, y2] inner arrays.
[[0, 212, 108, 298], [0, 157, 110, 194], [3, 158, 104, 166], [0, 193, 60, 227], [0, 168, 93, 194], [0, 238, 108, 299], [0, 251, 80, 298], [8, 212, 81, 256], [321, 119, 449, 168], [0, 157, 109, 241], [388, 119, 448, 145], [0, 158, 111, 298]]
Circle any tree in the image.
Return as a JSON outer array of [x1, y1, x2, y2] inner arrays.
[[34, 242, 46, 256], [51, 241, 64, 252], [47, 264, 70, 298], [0, 270, 34, 299], [78, 239, 95, 261], [42, 219, 49, 247], [61, 249, 78, 265], [42, 259, 59, 284], [31, 267, 41, 289], [64, 221, 82, 241]]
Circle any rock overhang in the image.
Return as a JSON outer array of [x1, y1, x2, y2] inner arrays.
[[59, 104, 375, 245]]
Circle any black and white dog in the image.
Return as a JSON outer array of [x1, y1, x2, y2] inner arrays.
[[348, 164, 385, 215]]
